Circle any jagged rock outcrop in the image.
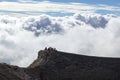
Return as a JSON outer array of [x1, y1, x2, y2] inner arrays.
[[0, 63, 30, 80], [1, 47, 120, 80]]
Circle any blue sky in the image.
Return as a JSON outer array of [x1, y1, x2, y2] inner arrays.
[[49, 0, 120, 6], [0, 0, 120, 6], [0, 0, 120, 16]]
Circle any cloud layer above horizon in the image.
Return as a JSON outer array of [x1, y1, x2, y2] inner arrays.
[[0, 0, 120, 67], [0, 1, 120, 16], [0, 13, 120, 67]]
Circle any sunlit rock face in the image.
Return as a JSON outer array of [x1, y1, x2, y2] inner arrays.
[[1, 48, 120, 80]]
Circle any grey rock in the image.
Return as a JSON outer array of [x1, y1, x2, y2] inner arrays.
[[0, 47, 120, 80]]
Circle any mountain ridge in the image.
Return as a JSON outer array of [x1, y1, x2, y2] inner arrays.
[[0, 47, 120, 80]]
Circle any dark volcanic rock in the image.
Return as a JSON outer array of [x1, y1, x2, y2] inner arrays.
[[0, 63, 30, 80], [1, 47, 120, 80]]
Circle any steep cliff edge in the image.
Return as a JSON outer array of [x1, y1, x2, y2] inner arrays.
[[1, 47, 120, 80]]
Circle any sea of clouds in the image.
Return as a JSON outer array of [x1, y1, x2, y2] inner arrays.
[[0, 13, 120, 67]]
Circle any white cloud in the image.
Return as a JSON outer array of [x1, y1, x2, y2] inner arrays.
[[0, 2, 93, 13], [0, 13, 120, 67], [18, 0, 34, 2], [0, 1, 119, 15], [18, 0, 42, 3]]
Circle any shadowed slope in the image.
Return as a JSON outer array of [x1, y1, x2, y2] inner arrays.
[[1, 47, 120, 80]]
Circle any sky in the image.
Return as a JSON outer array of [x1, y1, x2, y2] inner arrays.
[[0, 0, 120, 5], [0, 0, 120, 16], [0, 0, 120, 67]]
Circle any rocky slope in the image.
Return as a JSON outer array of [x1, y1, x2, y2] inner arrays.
[[0, 47, 120, 80]]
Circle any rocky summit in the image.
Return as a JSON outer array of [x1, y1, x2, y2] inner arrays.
[[0, 47, 120, 80]]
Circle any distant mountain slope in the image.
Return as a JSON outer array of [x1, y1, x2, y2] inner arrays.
[[0, 47, 120, 80]]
